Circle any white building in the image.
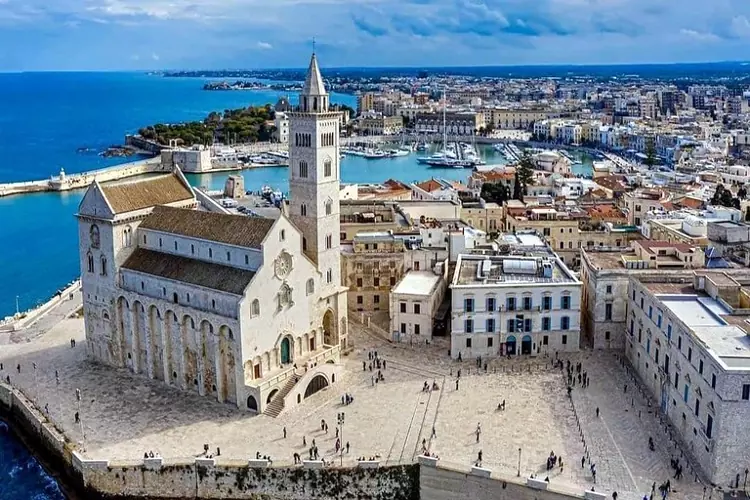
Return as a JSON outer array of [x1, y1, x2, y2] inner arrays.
[[390, 271, 447, 342], [274, 111, 289, 144], [161, 145, 212, 173], [626, 273, 750, 485], [450, 253, 581, 359], [77, 52, 348, 416]]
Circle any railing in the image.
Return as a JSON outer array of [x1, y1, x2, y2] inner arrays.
[[255, 366, 296, 392], [307, 345, 341, 366]]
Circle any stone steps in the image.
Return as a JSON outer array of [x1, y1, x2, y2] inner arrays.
[[263, 370, 301, 418]]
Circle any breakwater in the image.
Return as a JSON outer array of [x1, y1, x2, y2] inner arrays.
[[0, 380, 608, 500]]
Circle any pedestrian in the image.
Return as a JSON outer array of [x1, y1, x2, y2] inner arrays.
[[596, 407, 599, 418], [477, 450, 483, 463], [45, 403, 49, 414], [346, 441, 350, 453], [371, 376, 374, 386], [455, 379, 459, 391], [16, 364, 20, 374], [74, 411, 79, 423], [303, 436, 306, 447], [431, 426, 436, 438], [612, 492, 618, 500], [283, 426, 287, 439], [383, 360, 386, 369], [363, 361, 366, 371], [624, 384, 627, 393], [581, 456, 585, 468], [336, 427, 339, 438]]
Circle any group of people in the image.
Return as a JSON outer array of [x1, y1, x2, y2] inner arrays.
[[341, 393, 354, 406], [546, 451, 562, 472], [647, 479, 672, 499], [566, 360, 589, 388], [670, 456, 683, 480], [202, 444, 220, 458], [422, 380, 439, 392], [142, 451, 160, 459], [255, 451, 272, 463]]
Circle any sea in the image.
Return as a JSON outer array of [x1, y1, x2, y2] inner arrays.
[[0, 71, 595, 497]]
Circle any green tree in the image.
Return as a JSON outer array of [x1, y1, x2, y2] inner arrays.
[[516, 152, 535, 195], [645, 142, 657, 168], [480, 183, 509, 204], [513, 172, 524, 202], [738, 186, 747, 200]]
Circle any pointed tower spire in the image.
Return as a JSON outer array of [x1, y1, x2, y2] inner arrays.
[[300, 51, 328, 113]]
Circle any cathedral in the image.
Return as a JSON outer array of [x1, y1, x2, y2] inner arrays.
[[76, 52, 348, 415]]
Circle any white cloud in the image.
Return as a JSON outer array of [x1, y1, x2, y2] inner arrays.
[[151, 52, 159, 60], [680, 28, 719, 42], [256, 41, 272, 50], [730, 15, 750, 38]]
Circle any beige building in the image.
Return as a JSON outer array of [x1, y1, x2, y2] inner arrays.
[[390, 271, 447, 341], [359, 114, 403, 136], [490, 108, 553, 130], [357, 92, 375, 115], [621, 189, 669, 226], [414, 112, 483, 135], [461, 202, 503, 233], [340, 200, 410, 243]]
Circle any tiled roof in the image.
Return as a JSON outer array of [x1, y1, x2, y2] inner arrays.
[[122, 248, 256, 295], [415, 179, 444, 192], [100, 174, 194, 214], [140, 206, 275, 249]]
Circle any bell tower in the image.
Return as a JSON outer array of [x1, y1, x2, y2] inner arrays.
[[288, 52, 343, 301]]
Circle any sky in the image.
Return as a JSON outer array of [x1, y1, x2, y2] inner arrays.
[[1, 0, 750, 71]]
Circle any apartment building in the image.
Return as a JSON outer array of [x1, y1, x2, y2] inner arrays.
[[390, 271, 447, 341], [625, 272, 750, 485], [358, 114, 403, 135], [450, 246, 581, 360]]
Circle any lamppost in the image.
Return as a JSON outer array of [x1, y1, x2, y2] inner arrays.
[[517, 447, 521, 477], [337, 412, 345, 466], [76, 388, 85, 451], [744, 468, 748, 493]]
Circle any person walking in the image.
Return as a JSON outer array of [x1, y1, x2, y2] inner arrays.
[[596, 407, 600, 418]]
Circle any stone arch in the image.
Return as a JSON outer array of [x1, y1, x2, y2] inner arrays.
[[116, 296, 130, 368], [247, 395, 258, 412], [279, 335, 293, 365], [163, 310, 177, 385], [218, 325, 237, 404], [132, 301, 147, 374], [149, 305, 164, 381], [304, 374, 329, 399], [323, 309, 337, 346], [267, 389, 279, 404], [200, 320, 216, 396], [182, 315, 199, 390]]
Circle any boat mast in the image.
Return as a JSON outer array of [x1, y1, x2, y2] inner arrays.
[[442, 88, 447, 152]]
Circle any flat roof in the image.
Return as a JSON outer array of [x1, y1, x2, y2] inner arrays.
[[454, 255, 578, 286], [392, 271, 441, 296], [691, 325, 750, 369], [659, 295, 727, 328]]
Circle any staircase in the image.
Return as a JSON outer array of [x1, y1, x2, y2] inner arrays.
[[263, 370, 301, 418]]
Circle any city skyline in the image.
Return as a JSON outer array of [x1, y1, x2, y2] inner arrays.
[[1, 0, 750, 71]]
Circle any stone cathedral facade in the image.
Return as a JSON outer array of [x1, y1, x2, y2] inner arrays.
[[76, 53, 348, 415]]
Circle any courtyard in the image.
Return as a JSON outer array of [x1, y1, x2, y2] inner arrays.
[[0, 315, 714, 500]]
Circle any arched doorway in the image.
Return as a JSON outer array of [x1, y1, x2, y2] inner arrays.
[[521, 335, 532, 355], [304, 374, 329, 399], [280, 337, 291, 365], [323, 310, 337, 346], [267, 389, 279, 404], [506, 335, 517, 356], [247, 395, 258, 411]]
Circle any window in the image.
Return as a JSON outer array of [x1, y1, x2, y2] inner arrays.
[[414, 324, 420, 335], [678, 336, 682, 350], [143, 234, 147, 244], [299, 161, 308, 178], [357, 278, 363, 287], [465, 319, 474, 333], [159, 237, 163, 248], [562, 335, 568, 345], [743, 384, 750, 401], [303, 238, 307, 251], [325, 200, 333, 216], [605, 331, 611, 340], [694, 398, 700, 417], [324, 158, 332, 177], [524, 319, 532, 332], [542, 317, 551, 331], [606, 285, 612, 294], [561, 295, 571, 310], [657, 315, 662, 328], [357, 296, 363, 304], [390, 277, 396, 286], [186, 293, 190, 304], [251, 299, 260, 317], [172, 293, 178, 304], [414, 262, 420, 271], [523, 297, 532, 311], [465, 298, 475, 313], [542, 296, 552, 310], [211, 299, 216, 309], [306, 279, 315, 295], [698, 360, 704, 375], [711, 374, 716, 389], [684, 384, 689, 403], [486, 318, 495, 332], [400, 323, 406, 333], [301, 204, 307, 216], [209, 248, 213, 258], [466, 338, 472, 348], [487, 297, 496, 312], [687, 347, 692, 362], [123, 227, 132, 247], [226, 251, 231, 262], [561, 316, 570, 330], [646, 338, 651, 354], [326, 269, 332, 283], [400, 302, 406, 313], [140, 281, 144, 290], [506, 297, 516, 311], [487, 337, 494, 347], [414, 303, 421, 314], [100, 256, 108, 276], [667, 324, 672, 340], [640, 297, 644, 309], [605, 303, 612, 321], [87, 253, 94, 273], [648, 306, 653, 319], [706, 415, 713, 439], [280, 230, 286, 241], [507, 319, 516, 333], [374, 295, 380, 304], [325, 234, 332, 249]]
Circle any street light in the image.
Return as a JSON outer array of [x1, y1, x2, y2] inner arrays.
[[76, 388, 85, 451], [517, 447, 521, 477], [744, 468, 748, 492], [337, 412, 345, 466]]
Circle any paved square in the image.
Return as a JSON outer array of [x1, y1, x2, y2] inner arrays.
[[0, 316, 713, 500]]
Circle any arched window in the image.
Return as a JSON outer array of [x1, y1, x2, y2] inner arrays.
[[313, 97, 318, 111], [89, 225, 100, 249], [301, 203, 307, 216], [299, 161, 308, 178], [87, 252, 94, 273], [251, 299, 260, 317], [279, 284, 292, 308], [325, 199, 333, 216], [302, 237, 307, 251], [324, 158, 332, 177], [306, 278, 315, 296], [100, 256, 108, 276], [326, 269, 333, 283], [123, 226, 132, 247], [325, 234, 332, 249]]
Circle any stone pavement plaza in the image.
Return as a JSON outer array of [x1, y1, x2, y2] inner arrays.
[[0, 317, 711, 500]]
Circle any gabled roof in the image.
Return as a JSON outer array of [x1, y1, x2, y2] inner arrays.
[[100, 173, 194, 214], [139, 205, 276, 249], [122, 248, 255, 295], [415, 179, 444, 192], [302, 53, 326, 96]]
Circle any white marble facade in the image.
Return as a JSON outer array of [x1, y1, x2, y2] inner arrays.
[[77, 53, 348, 414]]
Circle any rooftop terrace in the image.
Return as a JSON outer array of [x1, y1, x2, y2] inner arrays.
[[453, 254, 577, 287]]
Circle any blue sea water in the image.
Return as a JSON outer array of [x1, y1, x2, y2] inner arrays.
[[0, 420, 66, 500]]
